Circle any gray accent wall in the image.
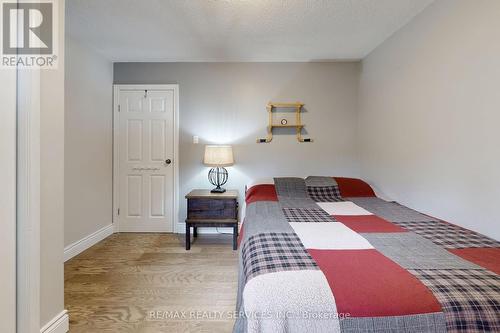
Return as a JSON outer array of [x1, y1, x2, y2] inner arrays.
[[65, 37, 113, 246], [359, 0, 500, 240], [114, 62, 361, 226]]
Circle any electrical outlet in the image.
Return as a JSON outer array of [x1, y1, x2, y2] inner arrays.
[[193, 136, 199, 144]]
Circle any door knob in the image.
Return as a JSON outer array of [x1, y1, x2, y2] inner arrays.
[[165, 159, 172, 165]]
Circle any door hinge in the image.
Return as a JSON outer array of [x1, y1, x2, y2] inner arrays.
[[117, 208, 120, 215], [118, 105, 121, 112]]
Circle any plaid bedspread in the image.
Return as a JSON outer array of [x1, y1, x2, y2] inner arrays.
[[234, 177, 500, 333]]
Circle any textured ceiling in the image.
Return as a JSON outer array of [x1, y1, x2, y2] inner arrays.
[[67, 0, 434, 62]]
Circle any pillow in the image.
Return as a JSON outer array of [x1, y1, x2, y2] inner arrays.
[[333, 177, 376, 197], [305, 176, 343, 202]]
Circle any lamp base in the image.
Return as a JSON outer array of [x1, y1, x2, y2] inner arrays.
[[210, 187, 226, 193], [208, 167, 229, 194]]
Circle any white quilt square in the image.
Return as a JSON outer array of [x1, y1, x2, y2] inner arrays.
[[290, 222, 374, 250], [317, 201, 373, 216]]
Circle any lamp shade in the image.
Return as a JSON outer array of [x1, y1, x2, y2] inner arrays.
[[203, 145, 234, 167]]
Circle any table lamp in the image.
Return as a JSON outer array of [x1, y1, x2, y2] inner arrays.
[[203, 145, 234, 193]]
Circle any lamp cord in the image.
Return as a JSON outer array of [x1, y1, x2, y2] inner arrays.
[[216, 227, 233, 235]]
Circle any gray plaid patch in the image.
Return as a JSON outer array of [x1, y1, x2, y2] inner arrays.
[[348, 197, 436, 223], [277, 196, 320, 209], [241, 232, 318, 283], [393, 221, 500, 249], [410, 269, 500, 333], [274, 177, 310, 198], [275, 177, 319, 209], [307, 186, 344, 202], [282, 208, 336, 223], [340, 312, 446, 333], [242, 202, 295, 245], [362, 233, 481, 270], [305, 176, 338, 187]]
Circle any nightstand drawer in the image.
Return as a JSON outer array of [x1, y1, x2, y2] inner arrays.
[[187, 198, 237, 220]]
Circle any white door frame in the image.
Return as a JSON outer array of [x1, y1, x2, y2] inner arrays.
[[16, 69, 42, 333], [113, 84, 180, 233], [0, 68, 18, 333]]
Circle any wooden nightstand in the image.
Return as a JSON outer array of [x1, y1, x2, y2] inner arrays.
[[185, 189, 239, 250]]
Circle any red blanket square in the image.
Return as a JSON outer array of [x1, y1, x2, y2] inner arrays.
[[308, 249, 442, 317]]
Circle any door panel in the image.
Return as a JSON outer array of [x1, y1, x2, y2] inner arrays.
[[150, 120, 166, 161], [127, 120, 143, 161], [124, 91, 145, 113], [150, 97, 166, 113], [150, 175, 166, 217], [127, 175, 143, 217], [118, 88, 175, 232], [149, 90, 172, 113]]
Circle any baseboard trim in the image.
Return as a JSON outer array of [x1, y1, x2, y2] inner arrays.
[[40, 310, 69, 333], [64, 224, 114, 262]]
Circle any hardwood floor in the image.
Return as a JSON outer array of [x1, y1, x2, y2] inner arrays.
[[65, 233, 239, 332]]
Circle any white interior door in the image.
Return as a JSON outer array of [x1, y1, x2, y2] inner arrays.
[[116, 87, 176, 232]]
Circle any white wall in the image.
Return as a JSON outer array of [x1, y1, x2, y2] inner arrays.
[[40, 0, 66, 326], [65, 37, 113, 246], [114, 62, 360, 227], [359, 0, 500, 240]]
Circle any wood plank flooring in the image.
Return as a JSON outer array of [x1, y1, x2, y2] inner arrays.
[[65, 233, 239, 332]]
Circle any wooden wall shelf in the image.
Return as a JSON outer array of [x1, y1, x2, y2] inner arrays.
[[269, 124, 304, 128], [257, 102, 313, 143]]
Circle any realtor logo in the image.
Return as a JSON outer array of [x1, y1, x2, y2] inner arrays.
[[1, 0, 58, 68]]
